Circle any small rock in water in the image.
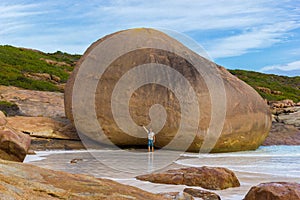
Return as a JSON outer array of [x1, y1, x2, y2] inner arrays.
[[183, 188, 221, 200], [161, 191, 194, 200], [70, 158, 83, 164]]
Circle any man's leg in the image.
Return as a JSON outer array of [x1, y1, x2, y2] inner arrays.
[[148, 140, 150, 152], [152, 141, 154, 152]]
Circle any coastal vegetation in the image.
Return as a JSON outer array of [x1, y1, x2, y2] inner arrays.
[[229, 69, 300, 102], [0, 45, 299, 102]]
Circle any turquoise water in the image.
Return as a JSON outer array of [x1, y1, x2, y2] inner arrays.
[[179, 145, 300, 178]]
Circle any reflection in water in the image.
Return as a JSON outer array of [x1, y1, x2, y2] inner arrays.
[[148, 152, 154, 172]]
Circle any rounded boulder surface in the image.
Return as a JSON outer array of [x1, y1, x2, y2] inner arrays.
[[65, 28, 271, 152], [136, 166, 240, 190], [244, 182, 300, 200], [0, 129, 31, 162]]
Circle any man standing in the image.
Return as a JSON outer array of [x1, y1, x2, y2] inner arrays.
[[142, 126, 155, 152]]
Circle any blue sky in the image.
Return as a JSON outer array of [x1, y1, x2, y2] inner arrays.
[[1, 0, 300, 76]]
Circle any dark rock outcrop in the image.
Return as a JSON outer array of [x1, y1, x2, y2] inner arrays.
[[136, 166, 240, 190], [244, 182, 300, 200]]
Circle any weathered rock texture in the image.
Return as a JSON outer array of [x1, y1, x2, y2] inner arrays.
[[0, 112, 31, 162], [65, 28, 271, 152], [244, 182, 300, 200], [0, 159, 168, 200], [264, 101, 300, 145], [183, 188, 221, 200], [6, 116, 79, 140], [0, 85, 64, 118], [0, 111, 6, 126], [263, 122, 300, 145], [161, 192, 195, 200], [136, 166, 240, 190]]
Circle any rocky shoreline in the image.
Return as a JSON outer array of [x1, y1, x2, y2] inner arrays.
[[0, 159, 168, 200], [1, 85, 300, 199], [263, 100, 300, 146], [1, 85, 300, 151]]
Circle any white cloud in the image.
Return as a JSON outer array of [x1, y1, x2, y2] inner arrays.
[[0, 0, 299, 58], [88, 0, 279, 32], [261, 60, 300, 72], [207, 21, 300, 58], [260, 60, 300, 76], [0, 3, 43, 35]]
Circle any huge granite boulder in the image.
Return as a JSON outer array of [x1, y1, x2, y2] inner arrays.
[[0, 159, 167, 200], [244, 182, 300, 200], [65, 28, 271, 152], [136, 166, 240, 190]]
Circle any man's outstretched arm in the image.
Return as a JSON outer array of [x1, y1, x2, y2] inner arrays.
[[142, 125, 148, 133]]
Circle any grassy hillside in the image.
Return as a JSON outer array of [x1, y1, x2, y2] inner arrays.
[[229, 69, 300, 102], [0, 45, 299, 102], [0, 45, 80, 92]]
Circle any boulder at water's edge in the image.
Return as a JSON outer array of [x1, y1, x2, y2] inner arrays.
[[65, 28, 271, 152]]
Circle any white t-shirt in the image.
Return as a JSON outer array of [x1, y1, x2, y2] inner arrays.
[[148, 131, 155, 140]]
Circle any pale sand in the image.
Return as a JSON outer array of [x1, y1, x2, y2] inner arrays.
[[24, 147, 300, 200]]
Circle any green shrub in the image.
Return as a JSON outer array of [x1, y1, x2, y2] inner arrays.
[[229, 69, 300, 102], [0, 45, 80, 92]]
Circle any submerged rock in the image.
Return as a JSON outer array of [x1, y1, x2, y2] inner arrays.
[[244, 182, 300, 200], [0, 159, 168, 200], [136, 166, 240, 190], [183, 188, 221, 200], [65, 28, 271, 152], [161, 192, 195, 200]]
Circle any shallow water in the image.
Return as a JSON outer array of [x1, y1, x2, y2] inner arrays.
[[24, 145, 300, 200]]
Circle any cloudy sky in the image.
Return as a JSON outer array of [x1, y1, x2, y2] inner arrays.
[[1, 0, 300, 76]]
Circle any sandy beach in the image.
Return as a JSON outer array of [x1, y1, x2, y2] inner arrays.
[[24, 145, 300, 199]]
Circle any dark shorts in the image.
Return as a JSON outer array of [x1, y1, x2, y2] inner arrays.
[[148, 139, 154, 147]]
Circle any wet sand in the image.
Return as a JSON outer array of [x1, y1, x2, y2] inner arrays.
[[24, 146, 300, 199]]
